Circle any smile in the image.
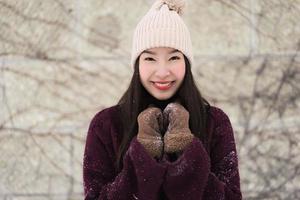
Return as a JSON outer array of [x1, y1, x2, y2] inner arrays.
[[151, 81, 175, 90]]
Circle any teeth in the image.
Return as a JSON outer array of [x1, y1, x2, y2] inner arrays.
[[155, 82, 172, 87]]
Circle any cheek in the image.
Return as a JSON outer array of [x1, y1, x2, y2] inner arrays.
[[139, 64, 152, 82], [173, 62, 186, 80]]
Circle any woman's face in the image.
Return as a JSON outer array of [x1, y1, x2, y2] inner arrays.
[[139, 47, 186, 100]]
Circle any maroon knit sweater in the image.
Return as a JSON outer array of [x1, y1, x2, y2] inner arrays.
[[83, 105, 242, 200]]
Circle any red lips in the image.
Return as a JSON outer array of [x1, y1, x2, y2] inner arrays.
[[152, 81, 175, 90]]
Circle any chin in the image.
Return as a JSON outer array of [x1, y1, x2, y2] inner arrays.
[[153, 93, 174, 101]]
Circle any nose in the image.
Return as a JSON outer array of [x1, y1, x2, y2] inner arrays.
[[155, 62, 170, 78]]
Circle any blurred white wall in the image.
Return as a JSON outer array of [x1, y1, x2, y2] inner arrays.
[[0, 0, 299, 199]]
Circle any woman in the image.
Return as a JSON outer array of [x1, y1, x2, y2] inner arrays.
[[83, 0, 242, 199]]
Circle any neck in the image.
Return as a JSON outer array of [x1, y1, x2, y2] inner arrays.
[[151, 95, 178, 110]]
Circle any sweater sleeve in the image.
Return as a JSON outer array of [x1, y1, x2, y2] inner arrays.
[[162, 110, 242, 200], [83, 113, 167, 200], [201, 111, 242, 199]]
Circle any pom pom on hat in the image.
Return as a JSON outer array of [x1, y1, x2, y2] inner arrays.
[[152, 0, 186, 16], [131, 0, 193, 68]]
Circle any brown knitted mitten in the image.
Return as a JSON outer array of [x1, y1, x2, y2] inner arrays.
[[163, 102, 194, 153], [137, 106, 164, 158]]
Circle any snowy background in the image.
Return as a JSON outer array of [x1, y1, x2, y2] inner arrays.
[[1, 0, 299, 199]]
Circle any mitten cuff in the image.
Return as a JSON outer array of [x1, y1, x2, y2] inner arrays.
[[137, 135, 163, 158], [164, 131, 194, 153]]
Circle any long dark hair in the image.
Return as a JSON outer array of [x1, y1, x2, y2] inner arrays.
[[115, 55, 212, 172]]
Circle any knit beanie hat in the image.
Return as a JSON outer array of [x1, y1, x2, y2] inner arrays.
[[131, 0, 194, 68]]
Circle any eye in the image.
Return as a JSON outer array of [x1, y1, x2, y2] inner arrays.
[[144, 57, 155, 61], [170, 56, 180, 61]]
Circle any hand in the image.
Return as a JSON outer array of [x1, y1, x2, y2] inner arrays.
[[137, 106, 164, 158], [163, 102, 194, 153]]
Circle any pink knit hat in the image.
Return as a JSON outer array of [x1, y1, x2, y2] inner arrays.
[[131, 0, 194, 68]]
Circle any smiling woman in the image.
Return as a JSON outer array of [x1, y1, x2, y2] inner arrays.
[[139, 47, 186, 100], [83, 0, 242, 199]]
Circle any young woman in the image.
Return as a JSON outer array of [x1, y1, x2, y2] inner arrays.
[[83, 0, 242, 199]]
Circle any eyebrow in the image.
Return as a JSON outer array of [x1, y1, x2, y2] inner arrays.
[[142, 49, 180, 55]]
